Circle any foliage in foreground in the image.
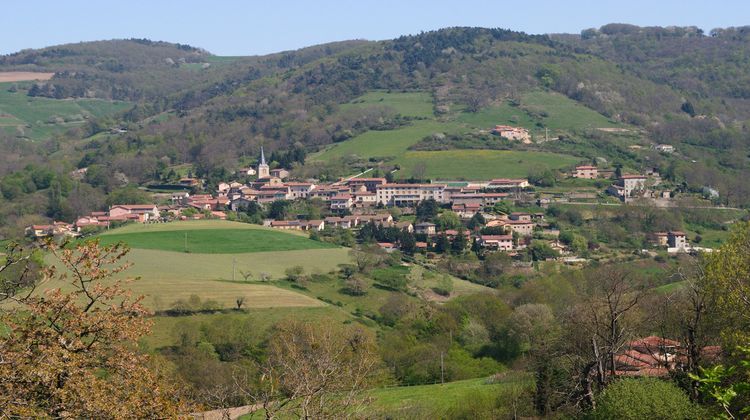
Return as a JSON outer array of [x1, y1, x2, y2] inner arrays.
[[0, 241, 189, 417]]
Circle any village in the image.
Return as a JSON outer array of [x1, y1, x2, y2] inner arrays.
[[28, 137, 711, 260]]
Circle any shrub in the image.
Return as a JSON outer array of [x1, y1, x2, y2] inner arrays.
[[592, 378, 703, 420]]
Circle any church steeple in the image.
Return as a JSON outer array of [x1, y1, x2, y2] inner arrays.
[[257, 146, 270, 179]]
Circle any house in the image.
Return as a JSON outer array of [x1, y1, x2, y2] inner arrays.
[[615, 336, 721, 377], [478, 235, 514, 251], [306, 220, 326, 231], [491, 125, 531, 143], [450, 193, 508, 206], [607, 175, 648, 201], [377, 242, 398, 252], [393, 221, 414, 233], [414, 222, 437, 236], [352, 191, 377, 207], [324, 216, 352, 229], [487, 178, 530, 189], [345, 177, 387, 193], [108, 204, 159, 222], [452, 203, 482, 218], [509, 212, 532, 222], [507, 220, 534, 236], [236, 167, 256, 176], [287, 182, 316, 199], [375, 183, 447, 206], [330, 194, 353, 211], [668, 231, 688, 250], [652, 232, 669, 246], [573, 165, 598, 179], [230, 197, 257, 211], [270, 168, 290, 179], [655, 144, 675, 153], [357, 214, 393, 226]]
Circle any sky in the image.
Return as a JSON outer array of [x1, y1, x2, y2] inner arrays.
[[2, 0, 750, 56]]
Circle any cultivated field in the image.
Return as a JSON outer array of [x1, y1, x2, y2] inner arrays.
[[98, 228, 337, 253], [0, 72, 55, 82]]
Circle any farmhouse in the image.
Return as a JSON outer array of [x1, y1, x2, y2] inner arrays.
[[573, 165, 598, 179], [668, 231, 688, 250], [655, 144, 675, 153], [491, 125, 531, 143]]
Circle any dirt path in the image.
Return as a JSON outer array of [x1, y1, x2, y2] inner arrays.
[[192, 404, 259, 420], [0, 72, 55, 82]]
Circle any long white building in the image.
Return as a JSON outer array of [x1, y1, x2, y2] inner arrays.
[[375, 183, 447, 206]]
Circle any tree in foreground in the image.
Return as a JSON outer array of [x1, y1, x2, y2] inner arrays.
[[592, 378, 702, 420], [242, 319, 382, 419], [0, 240, 189, 418]]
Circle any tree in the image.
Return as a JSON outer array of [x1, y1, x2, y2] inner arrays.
[[236, 296, 246, 309], [0, 240, 189, 417], [244, 320, 381, 419], [436, 211, 461, 230], [451, 229, 468, 254], [592, 378, 701, 420], [344, 276, 368, 296], [416, 198, 439, 222]]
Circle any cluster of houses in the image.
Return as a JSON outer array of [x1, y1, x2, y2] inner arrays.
[[614, 336, 720, 377]]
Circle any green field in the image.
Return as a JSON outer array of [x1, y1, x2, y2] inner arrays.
[[457, 101, 538, 129], [363, 374, 532, 417], [396, 149, 581, 180], [316, 119, 458, 161], [340, 90, 435, 119], [0, 82, 132, 140], [98, 228, 336, 254], [316, 90, 610, 180], [521, 90, 622, 130], [34, 221, 352, 309]]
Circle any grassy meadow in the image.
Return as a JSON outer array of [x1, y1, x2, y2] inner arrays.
[[314, 90, 620, 180], [98, 228, 337, 253], [340, 90, 435, 118]]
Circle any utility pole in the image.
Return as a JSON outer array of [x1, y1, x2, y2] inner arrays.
[[440, 352, 445, 384], [232, 258, 236, 281], [184, 232, 188, 253], [545, 127, 549, 142]]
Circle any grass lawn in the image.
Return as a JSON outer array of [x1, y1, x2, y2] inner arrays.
[[341, 91, 435, 119], [364, 372, 532, 417], [395, 149, 581, 180], [521, 90, 621, 131], [315, 119, 458, 161], [0, 82, 131, 140], [457, 102, 538, 129], [97, 228, 336, 254]]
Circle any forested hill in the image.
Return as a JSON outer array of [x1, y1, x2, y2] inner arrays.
[[0, 38, 370, 102]]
